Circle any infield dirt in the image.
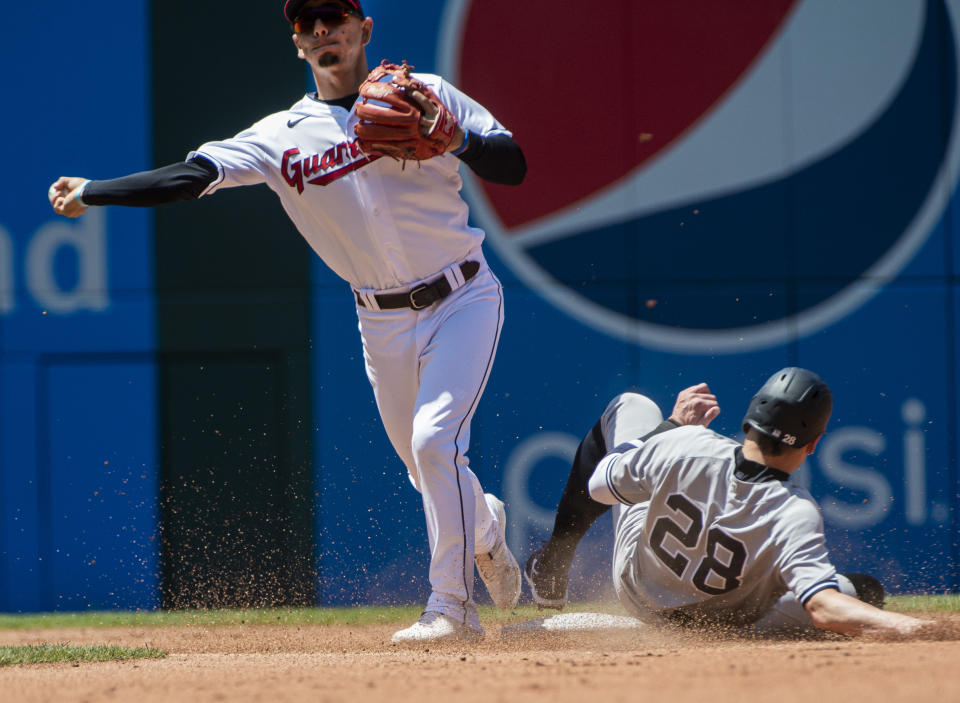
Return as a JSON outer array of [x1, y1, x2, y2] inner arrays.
[[1, 616, 959, 703]]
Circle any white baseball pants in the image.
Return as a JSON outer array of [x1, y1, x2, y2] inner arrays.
[[356, 255, 503, 624]]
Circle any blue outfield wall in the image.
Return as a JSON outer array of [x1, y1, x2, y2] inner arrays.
[[314, 0, 960, 604], [1, 0, 958, 612], [0, 3, 158, 610]]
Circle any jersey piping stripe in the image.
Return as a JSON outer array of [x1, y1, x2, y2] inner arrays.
[[307, 154, 381, 186], [604, 461, 634, 505], [192, 152, 226, 197], [799, 579, 840, 606], [450, 271, 505, 608]]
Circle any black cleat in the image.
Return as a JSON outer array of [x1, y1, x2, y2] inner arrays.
[[843, 573, 885, 609], [524, 544, 569, 610]]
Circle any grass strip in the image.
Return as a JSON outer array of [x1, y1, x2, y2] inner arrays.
[[0, 596, 952, 630], [0, 603, 616, 630], [0, 606, 424, 630], [886, 594, 960, 613], [0, 644, 166, 666]]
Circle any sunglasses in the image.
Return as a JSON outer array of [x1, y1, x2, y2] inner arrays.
[[293, 5, 359, 33]]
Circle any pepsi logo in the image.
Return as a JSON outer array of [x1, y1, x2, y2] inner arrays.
[[440, 0, 960, 352]]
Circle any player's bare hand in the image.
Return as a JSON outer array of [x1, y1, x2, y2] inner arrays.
[[861, 614, 938, 640], [669, 382, 721, 427], [48, 177, 89, 218], [408, 89, 465, 152], [895, 616, 936, 636]]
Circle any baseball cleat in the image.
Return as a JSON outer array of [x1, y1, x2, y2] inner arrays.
[[524, 543, 569, 610], [391, 611, 484, 644], [475, 494, 522, 609]]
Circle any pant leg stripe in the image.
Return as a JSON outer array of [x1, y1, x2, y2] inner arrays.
[[452, 275, 505, 608]]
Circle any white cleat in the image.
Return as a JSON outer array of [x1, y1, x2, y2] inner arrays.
[[391, 611, 484, 644], [475, 494, 522, 610]]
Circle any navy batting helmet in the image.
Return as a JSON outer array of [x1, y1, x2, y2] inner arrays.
[[741, 367, 832, 447]]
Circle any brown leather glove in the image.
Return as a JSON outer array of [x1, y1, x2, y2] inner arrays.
[[354, 60, 459, 163]]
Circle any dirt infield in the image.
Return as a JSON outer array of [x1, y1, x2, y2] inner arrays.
[[2, 616, 959, 703]]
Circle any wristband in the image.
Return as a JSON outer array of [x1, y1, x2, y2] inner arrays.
[[451, 130, 472, 156], [74, 180, 92, 207]]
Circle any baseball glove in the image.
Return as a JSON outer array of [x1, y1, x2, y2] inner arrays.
[[354, 60, 459, 163]]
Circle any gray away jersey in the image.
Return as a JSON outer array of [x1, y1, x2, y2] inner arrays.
[[590, 425, 839, 626]]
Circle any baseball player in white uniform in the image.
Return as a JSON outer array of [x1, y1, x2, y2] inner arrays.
[[524, 368, 929, 636], [48, 0, 525, 643]]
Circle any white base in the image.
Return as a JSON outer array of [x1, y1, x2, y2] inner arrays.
[[500, 612, 644, 638]]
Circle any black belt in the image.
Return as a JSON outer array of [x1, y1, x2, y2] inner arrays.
[[355, 261, 480, 310]]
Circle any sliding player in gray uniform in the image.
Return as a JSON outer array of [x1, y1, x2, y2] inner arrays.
[[524, 369, 928, 636], [48, 0, 524, 643]]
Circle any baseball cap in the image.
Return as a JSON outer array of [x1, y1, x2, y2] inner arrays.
[[284, 0, 364, 23]]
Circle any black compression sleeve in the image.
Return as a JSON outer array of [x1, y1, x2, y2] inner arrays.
[[639, 418, 682, 441], [455, 133, 526, 185], [540, 419, 612, 568], [82, 156, 219, 207]]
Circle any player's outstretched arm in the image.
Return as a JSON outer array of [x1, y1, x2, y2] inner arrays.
[[804, 588, 931, 636], [47, 158, 219, 218], [48, 177, 90, 219]]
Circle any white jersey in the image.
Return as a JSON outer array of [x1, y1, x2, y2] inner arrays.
[[190, 73, 510, 291], [591, 425, 838, 626]]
